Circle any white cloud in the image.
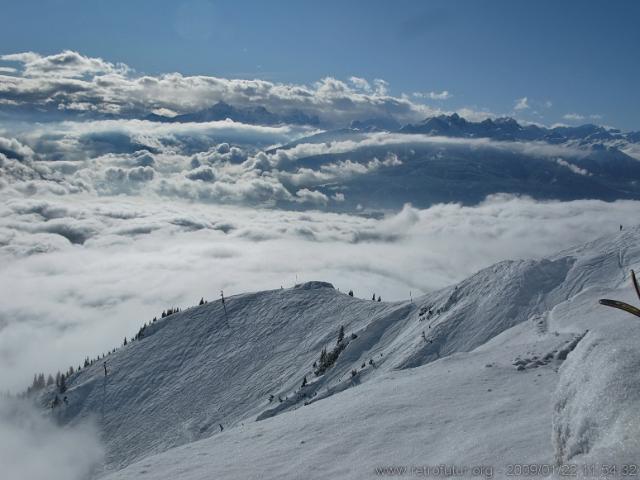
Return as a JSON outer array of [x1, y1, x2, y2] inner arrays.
[[2, 50, 128, 78], [0, 51, 440, 127], [556, 158, 591, 176], [0, 136, 34, 161], [0, 123, 593, 214], [0, 396, 104, 480], [295, 188, 329, 205], [348, 77, 371, 92], [372, 79, 389, 96], [514, 97, 530, 110], [562, 113, 602, 122], [413, 90, 452, 100]]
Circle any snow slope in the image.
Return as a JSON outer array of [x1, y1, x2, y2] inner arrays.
[[42, 227, 640, 478]]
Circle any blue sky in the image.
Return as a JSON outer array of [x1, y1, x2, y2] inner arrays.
[[1, 0, 639, 129]]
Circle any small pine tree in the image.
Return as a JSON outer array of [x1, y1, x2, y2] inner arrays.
[[123, 337, 128, 346], [301, 376, 307, 388], [372, 293, 376, 301], [46, 374, 54, 386], [59, 374, 67, 394], [337, 325, 344, 344], [319, 347, 327, 365], [199, 297, 204, 306], [348, 290, 354, 297], [377, 295, 381, 302], [55, 372, 61, 387]]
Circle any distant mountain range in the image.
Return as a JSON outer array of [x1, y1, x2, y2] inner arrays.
[[398, 113, 640, 145], [265, 113, 640, 212], [145, 101, 320, 127], [145, 101, 640, 147], [144, 101, 640, 146]]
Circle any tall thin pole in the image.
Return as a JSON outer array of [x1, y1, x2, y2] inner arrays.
[[220, 290, 230, 328], [102, 361, 107, 424]]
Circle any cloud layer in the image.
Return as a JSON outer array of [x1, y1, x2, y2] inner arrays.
[[0, 50, 436, 127], [0, 396, 103, 480]]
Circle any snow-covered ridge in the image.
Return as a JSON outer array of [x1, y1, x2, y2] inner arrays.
[[39, 227, 640, 478]]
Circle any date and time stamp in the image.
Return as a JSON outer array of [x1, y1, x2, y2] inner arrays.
[[506, 463, 639, 477], [504, 463, 640, 478], [374, 463, 640, 478]]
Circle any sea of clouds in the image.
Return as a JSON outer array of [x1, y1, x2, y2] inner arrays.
[[1, 50, 637, 411]]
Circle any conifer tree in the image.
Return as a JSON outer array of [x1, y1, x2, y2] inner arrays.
[[337, 325, 345, 344], [319, 347, 327, 365]]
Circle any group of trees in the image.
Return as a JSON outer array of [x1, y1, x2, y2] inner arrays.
[[22, 295, 214, 399], [123, 303, 188, 347], [161, 307, 181, 318], [23, 292, 222, 402], [25, 369, 71, 397], [314, 325, 352, 376], [347, 290, 383, 302]]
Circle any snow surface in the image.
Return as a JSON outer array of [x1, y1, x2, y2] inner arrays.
[[39, 227, 640, 478]]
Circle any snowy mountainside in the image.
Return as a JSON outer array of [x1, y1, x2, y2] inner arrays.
[[44, 282, 410, 471], [44, 227, 640, 478]]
